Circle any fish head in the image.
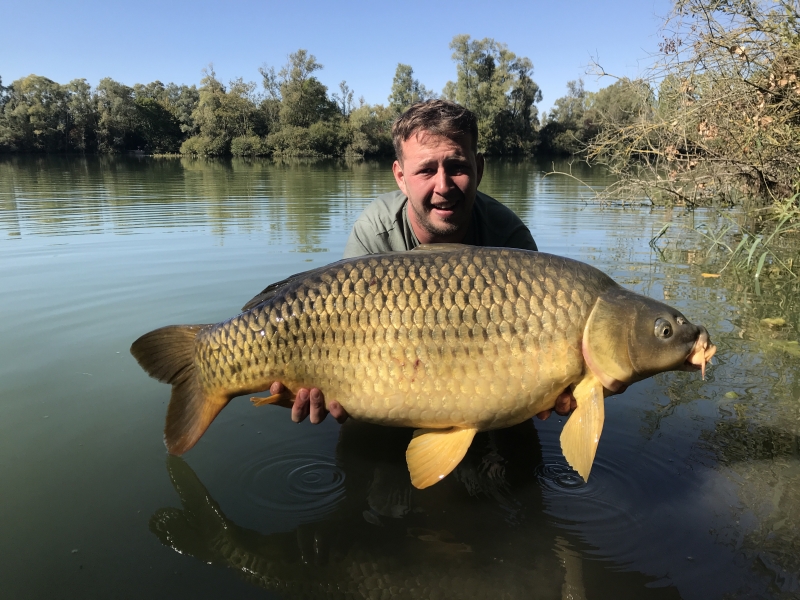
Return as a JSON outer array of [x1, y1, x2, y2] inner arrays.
[[583, 287, 717, 390]]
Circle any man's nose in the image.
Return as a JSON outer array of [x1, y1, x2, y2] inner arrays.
[[433, 167, 452, 194]]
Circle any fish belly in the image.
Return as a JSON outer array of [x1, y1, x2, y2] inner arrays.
[[195, 248, 608, 430]]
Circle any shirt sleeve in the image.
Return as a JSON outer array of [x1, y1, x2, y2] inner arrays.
[[342, 219, 372, 259], [505, 226, 538, 251]]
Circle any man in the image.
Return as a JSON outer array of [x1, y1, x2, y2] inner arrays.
[[271, 99, 575, 423]]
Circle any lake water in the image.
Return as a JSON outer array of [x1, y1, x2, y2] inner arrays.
[[1, 155, 798, 599]]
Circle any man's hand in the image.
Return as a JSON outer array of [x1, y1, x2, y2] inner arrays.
[[270, 381, 574, 424], [536, 388, 577, 421], [269, 382, 349, 424]]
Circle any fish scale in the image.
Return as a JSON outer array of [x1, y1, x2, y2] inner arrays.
[[195, 247, 604, 431]]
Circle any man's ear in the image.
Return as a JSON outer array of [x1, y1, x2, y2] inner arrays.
[[475, 153, 485, 188], [392, 160, 408, 195]]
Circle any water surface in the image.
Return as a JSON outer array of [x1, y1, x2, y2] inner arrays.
[[1, 155, 798, 599]]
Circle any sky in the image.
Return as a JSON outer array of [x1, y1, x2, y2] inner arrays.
[[1, 0, 674, 113]]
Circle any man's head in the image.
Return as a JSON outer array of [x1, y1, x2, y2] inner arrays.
[[391, 100, 484, 245]]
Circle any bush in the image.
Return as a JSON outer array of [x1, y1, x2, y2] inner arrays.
[[230, 135, 268, 156], [180, 135, 229, 156], [265, 122, 348, 157], [308, 121, 348, 156]]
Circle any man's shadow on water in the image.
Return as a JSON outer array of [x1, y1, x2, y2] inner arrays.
[[150, 420, 681, 599]]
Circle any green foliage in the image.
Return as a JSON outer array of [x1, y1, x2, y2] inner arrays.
[[264, 120, 349, 157], [230, 135, 268, 156], [345, 103, 394, 157], [96, 78, 142, 152], [388, 64, 434, 113], [541, 78, 650, 155], [134, 97, 183, 153], [180, 134, 229, 156], [443, 35, 542, 155], [0, 75, 70, 152], [64, 79, 97, 151], [260, 50, 339, 129]]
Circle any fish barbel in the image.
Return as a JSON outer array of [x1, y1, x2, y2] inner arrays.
[[131, 245, 716, 488]]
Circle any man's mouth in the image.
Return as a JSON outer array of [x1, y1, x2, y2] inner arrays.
[[429, 199, 458, 215]]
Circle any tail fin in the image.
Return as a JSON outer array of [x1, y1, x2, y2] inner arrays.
[[131, 325, 229, 455]]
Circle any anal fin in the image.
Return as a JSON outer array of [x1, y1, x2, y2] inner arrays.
[[406, 427, 477, 489], [250, 390, 294, 408], [559, 374, 605, 481]]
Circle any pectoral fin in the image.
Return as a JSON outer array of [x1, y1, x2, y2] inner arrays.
[[406, 427, 478, 489], [559, 375, 605, 481]]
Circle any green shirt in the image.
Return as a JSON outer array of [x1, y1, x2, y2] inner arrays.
[[343, 190, 537, 259]]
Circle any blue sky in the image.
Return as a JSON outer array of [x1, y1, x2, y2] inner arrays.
[[2, 0, 673, 113]]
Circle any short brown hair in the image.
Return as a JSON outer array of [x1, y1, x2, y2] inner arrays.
[[392, 99, 478, 161]]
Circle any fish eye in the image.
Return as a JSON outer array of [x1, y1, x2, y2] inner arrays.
[[655, 318, 673, 339]]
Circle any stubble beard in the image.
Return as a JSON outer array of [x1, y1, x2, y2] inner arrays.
[[411, 200, 464, 239]]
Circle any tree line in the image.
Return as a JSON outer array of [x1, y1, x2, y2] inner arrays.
[[0, 35, 562, 158]]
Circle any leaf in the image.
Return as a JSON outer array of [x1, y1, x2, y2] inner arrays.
[[755, 251, 768, 278], [760, 317, 786, 327], [701, 273, 720, 278], [746, 236, 762, 266]]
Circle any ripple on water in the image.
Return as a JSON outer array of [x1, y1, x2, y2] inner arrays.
[[536, 414, 713, 571], [231, 449, 346, 522]]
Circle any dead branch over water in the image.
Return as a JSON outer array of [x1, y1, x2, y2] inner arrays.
[[589, 0, 800, 210]]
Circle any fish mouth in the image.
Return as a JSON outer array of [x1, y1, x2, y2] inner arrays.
[[682, 329, 717, 379]]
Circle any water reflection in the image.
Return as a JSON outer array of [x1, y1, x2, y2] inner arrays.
[[0, 155, 400, 250], [153, 421, 680, 599]]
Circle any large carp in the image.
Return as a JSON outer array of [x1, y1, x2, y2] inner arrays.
[[131, 245, 716, 488]]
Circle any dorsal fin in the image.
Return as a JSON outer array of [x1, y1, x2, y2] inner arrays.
[[241, 264, 333, 311]]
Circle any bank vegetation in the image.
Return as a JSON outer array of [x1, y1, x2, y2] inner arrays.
[[0, 35, 548, 159]]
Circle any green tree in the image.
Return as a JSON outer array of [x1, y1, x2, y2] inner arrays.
[[443, 35, 542, 154], [541, 78, 650, 155], [540, 79, 588, 154], [0, 75, 70, 151], [63, 79, 97, 151], [388, 64, 433, 113], [332, 80, 355, 117], [96, 77, 141, 152], [163, 83, 200, 136], [277, 50, 338, 128], [345, 102, 394, 157]]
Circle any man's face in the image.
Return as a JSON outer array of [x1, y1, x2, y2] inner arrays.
[[392, 132, 484, 244]]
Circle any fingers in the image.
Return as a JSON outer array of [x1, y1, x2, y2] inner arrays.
[[292, 388, 311, 422], [327, 400, 349, 424], [292, 388, 335, 424], [309, 388, 326, 424], [554, 390, 574, 416], [276, 383, 344, 425], [536, 388, 578, 421]]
